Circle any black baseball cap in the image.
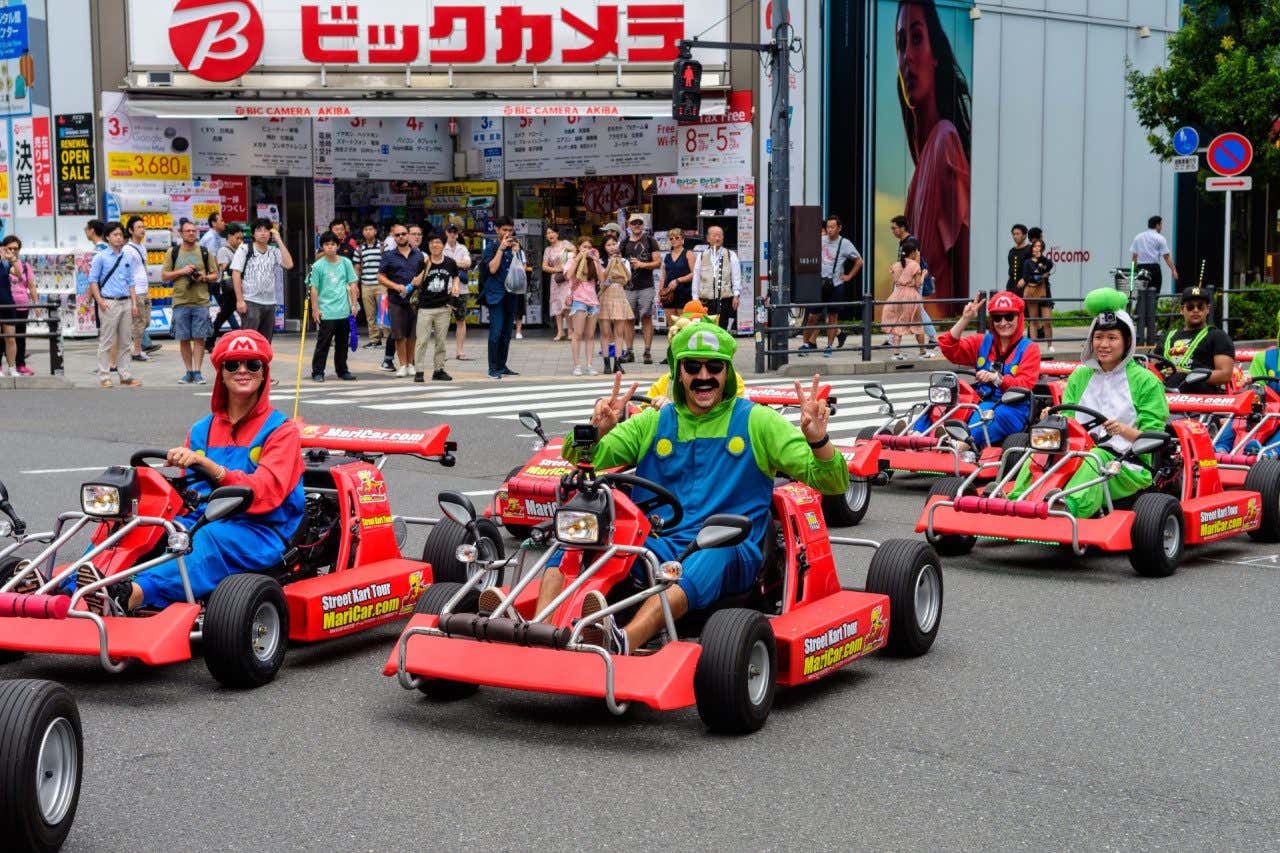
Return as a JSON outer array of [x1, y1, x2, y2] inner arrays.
[[1180, 286, 1212, 304], [444, 223, 459, 232]]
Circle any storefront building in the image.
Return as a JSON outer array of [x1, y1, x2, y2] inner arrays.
[[88, 0, 782, 334], [823, 0, 1183, 304]]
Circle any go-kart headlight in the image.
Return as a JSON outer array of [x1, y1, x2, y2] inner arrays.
[[928, 385, 955, 405], [656, 561, 683, 583], [1030, 426, 1066, 452], [81, 484, 122, 518], [555, 509, 602, 546]]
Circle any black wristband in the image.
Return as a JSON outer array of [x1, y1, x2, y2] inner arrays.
[[807, 435, 830, 450]]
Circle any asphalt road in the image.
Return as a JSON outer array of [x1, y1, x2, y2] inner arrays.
[[2, 380, 1279, 851]]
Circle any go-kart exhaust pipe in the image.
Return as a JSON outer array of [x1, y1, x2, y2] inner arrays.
[[438, 612, 571, 649], [0, 591, 71, 620]]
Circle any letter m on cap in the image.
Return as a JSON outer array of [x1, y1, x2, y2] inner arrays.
[[227, 335, 257, 353]]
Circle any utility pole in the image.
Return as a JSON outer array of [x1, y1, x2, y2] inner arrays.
[[679, 0, 794, 373]]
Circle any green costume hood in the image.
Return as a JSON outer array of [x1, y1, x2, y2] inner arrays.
[[667, 321, 739, 409], [1080, 288, 1137, 369]]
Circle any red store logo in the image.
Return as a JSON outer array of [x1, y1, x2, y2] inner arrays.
[[168, 0, 264, 82]]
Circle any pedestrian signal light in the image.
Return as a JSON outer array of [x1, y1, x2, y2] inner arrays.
[[672, 58, 702, 121]]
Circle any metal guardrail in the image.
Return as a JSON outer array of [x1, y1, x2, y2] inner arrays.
[[2, 299, 63, 375], [755, 284, 1278, 370]]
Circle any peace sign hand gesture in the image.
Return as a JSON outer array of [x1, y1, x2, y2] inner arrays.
[[794, 374, 831, 444], [961, 292, 986, 321], [591, 372, 640, 436]]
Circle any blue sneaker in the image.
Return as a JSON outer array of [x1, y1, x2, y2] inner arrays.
[[488, 370, 503, 380], [178, 372, 194, 384], [823, 347, 832, 358], [193, 372, 207, 385]]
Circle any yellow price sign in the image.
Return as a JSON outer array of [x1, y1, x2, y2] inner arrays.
[[107, 151, 192, 181], [134, 212, 172, 229], [192, 202, 221, 220]]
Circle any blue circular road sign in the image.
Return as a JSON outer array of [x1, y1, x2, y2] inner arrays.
[[1172, 127, 1199, 156]]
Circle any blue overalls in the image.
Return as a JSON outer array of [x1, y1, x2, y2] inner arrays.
[[134, 411, 305, 608], [633, 399, 773, 611], [1215, 348, 1280, 456], [911, 334, 1032, 448]]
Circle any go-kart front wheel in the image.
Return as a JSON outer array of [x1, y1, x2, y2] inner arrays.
[[998, 432, 1030, 481], [694, 609, 776, 734], [422, 517, 505, 586], [1244, 458, 1280, 543], [924, 477, 976, 556], [821, 477, 871, 527], [203, 574, 289, 688], [411, 582, 479, 701], [866, 539, 943, 656], [1129, 493, 1183, 578], [0, 679, 83, 853]]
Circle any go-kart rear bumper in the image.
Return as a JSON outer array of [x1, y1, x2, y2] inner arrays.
[[385, 613, 701, 711], [0, 602, 200, 666], [851, 443, 1000, 479], [915, 496, 1134, 550]]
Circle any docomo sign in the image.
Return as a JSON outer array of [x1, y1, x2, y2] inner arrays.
[[138, 0, 729, 80], [168, 0, 264, 83]]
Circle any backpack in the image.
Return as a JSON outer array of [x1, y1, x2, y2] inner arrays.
[[168, 244, 213, 277]]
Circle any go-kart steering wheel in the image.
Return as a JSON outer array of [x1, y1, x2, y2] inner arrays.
[[600, 472, 684, 530], [1134, 353, 1178, 374], [130, 448, 220, 493], [1043, 404, 1109, 432]]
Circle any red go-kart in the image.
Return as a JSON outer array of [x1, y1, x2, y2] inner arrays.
[[847, 371, 1049, 481], [387, 443, 942, 734], [0, 422, 498, 688], [915, 403, 1280, 577], [487, 384, 876, 530]]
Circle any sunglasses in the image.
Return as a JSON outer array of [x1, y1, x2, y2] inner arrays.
[[222, 359, 264, 374], [990, 313, 1018, 323], [680, 358, 727, 376], [1182, 302, 1208, 310]]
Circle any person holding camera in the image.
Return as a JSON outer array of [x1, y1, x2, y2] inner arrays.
[[481, 218, 525, 380]]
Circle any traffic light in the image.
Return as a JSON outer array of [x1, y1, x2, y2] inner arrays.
[[672, 57, 702, 121]]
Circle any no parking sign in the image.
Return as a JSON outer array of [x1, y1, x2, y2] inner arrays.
[[1207, 132, 1253, 177]]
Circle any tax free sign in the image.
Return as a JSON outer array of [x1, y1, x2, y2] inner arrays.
[[128, 0, 729, 82]]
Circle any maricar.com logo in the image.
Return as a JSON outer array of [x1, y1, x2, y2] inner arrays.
[[168, 0, 264, 82]]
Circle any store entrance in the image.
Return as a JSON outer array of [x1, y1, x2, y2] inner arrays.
[[249, 176, 313, 327]]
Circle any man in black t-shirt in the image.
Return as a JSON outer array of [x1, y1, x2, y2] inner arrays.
[[413, 233, 459, 382], [1006, 223, 1032, 294], [621, 216, 662, 363], [1158, 287, 1234, 394]]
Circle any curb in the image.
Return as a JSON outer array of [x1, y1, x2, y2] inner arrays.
[[1, 375, 73, 390]]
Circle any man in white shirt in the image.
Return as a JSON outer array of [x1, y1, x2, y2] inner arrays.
[[199, 212, 226, 253], [690, 225, 742, 331], [1129, 215, 1179, 346], [442, 223, 473, 360], [125, 216, 160, 361], [230, 218, 295, 341], [207, 223, 243, 348]]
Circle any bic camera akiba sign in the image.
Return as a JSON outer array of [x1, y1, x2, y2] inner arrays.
[[132, 0, 730, 82]]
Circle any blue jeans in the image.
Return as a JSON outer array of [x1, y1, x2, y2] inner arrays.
[[1214, 421, 1280, 457], [910, 399, 1029, 449], [134, 518, 286, 608], [486, 293, 518, 375]]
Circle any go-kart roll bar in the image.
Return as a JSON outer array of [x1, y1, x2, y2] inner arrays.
[[0, 528, 56, 567], [0, 514, 93, 594]]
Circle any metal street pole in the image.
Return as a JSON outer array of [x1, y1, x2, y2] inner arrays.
[[1222, 189, 1231, 334], [765, 0, 790, 372]]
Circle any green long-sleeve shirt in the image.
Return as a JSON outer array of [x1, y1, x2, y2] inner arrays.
[[565, 398, 850, 495]]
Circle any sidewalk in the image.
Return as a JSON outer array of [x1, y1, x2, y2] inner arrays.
[[10, 324, 1273, 389]]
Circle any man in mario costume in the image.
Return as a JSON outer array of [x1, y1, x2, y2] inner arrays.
[[111, 330, 305, 611]]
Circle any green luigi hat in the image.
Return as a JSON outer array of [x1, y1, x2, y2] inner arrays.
[[668, 321, 738, 408]]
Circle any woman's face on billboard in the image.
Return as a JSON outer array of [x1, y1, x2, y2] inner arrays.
[[896, 4, 936, 108]]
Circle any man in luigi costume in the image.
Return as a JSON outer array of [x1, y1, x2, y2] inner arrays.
[[543, 322, 849, 655], [1157, 286, 1234, 394], [1009, 288, 1169, 518]]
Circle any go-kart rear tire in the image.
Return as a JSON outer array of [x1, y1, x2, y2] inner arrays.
[[1129, 493, 1183, 578], [0, 559, 28, 664], [694, 609, 776, 734], [866, 539, 943, 657], [412, 582, 479, 700], [203, 574, 289, 689], [924, 477, 976, 556], [422, 517, 505, 586], [821, 477, 871, 527], [1244, 458, 1280, 542], [0, 679, 82, 852]]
